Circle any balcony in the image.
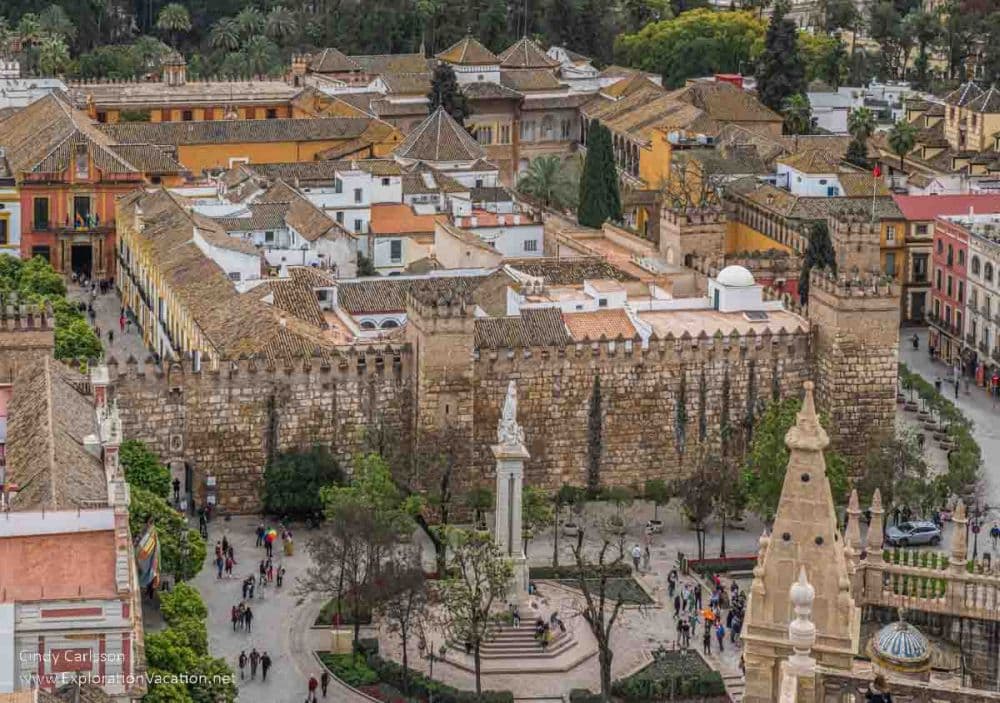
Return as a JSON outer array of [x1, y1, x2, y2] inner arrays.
[[56, 224, 114, 236]]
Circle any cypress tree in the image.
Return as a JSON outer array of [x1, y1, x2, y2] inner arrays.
[[799, 220, 837, 304], [427, 62, 470, 125], [755, 0, 806, 113], [578, 121, 621, 228]]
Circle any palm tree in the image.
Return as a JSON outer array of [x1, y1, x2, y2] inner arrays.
[[38, 4, 76, 42], [38, 35, 69, 75], [17, 13, 42, 47], [265, 6, 297, 43], [517, 155, 576, 209], [847, 106, 875, 140], [888, 119, 918, 171], [156, 3, 191, 46], [781, 93, 813, 135], [210, 18, 241, 51], [235, 7, 265, 39], [243, 35, 278, 76]]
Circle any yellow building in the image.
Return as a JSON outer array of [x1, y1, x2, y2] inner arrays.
[[100, 117, 404, 175], [943, 83, 1000, 152]]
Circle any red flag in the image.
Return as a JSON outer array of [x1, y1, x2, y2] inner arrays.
[[873, 165, 881, 178]]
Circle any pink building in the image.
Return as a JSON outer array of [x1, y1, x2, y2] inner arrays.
[[929, 217, 970, 364]]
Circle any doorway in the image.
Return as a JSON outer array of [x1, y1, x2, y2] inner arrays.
[[911, 292, 926, 322], [71, 244, 93, 278]]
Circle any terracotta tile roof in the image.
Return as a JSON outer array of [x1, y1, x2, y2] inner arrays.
[[216, 180, 351, 243], [263, 277, 326, 328], [214, 202, 288, 232], [351, 53, 431, 74], [285, 194, 351, 242], [500, 69, 563, 92], [838, 172, 890, 197], [338, 272, 498, 313], [729, 179, 903, 221], [5, 357, 107, 512], [235, 159, 403, 185], [394, 106, 486, 162], [308, 47, 361, 73], [110, 144, 185, 173], [102, 117, 385, 146], [967, 85, 1000, 114], [944, 81, 984, 107], [671, 81, 781, 124], [372, 98, 428, 118], [892, 194, 1000, 220], [125, 189, 336, 359], [380, 72, 432, 95], [290, 86, 374, 118], [0, 93, 141, 176], [584, 87, 718, 145], [521, 93, 591, 110], [777, 149, 841, 174], [564, 308, 637, 341], [370, 203, 443, 235], [0, 530, 118, 601], [506, 257, 638, 284], [69, 79, 298, 108], [474, 307, 570, 349], [436, 36, 499, 65], [498, 38, 560, 69], [463, 81, 523, 100], [317, 136, 378, 159]]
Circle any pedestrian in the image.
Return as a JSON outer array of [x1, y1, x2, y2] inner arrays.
[[715, 622, 725, 652], [307, 674, 319, 702], [244, 606, 253, 633], [267, 563, 274, 583], [259, 560, 267, 586], [702, 625, 712, 655], [119, 314, 125, 333], [228, 546, 235, 562], [172, 477, 180, 504], [320, 670, 329, 697], [199, 511, 208, 539], [955, 378, 960, 399], [276, 566, 285, 588], [256, 523, 265, 548], [248, 580, 255, 599], [631, 544, 642, 571], [866, 673, 892, 702], [642, 544, 651, 571], [679, 618, 690, 648], [214, 541, 222, 560], [673, 594, 681, 617], [238, 651, 247, 680], [731, 614, 742, 643], [231, 605, 239, 632], [667, 569, 677, 597], [694, 583, 703, 609], [215, 555, 224, 579], [991, 523, 1000, 550], [512, 604, 521, 628], [249, 648, 260, 680], [225, 556, 233, 577], [242, 578, 249, 600], [237, 603, 245, 631], [261, 652, 272, 682], [222, 535, 229, 556]]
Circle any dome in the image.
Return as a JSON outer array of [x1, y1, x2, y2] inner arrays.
[[716, 265, 755, 287], [871, 620, 931, 669]]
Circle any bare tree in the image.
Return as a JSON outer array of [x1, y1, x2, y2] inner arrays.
[[377, 557, 430, 694], [569, 522, 628, 702], [659, 157, 728, 211], [437, 528, 513, 697], [408, 426, 465, 575], [674, 451, 722, 561]]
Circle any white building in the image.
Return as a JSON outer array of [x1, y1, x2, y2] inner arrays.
[[0, 61, 66, 109]]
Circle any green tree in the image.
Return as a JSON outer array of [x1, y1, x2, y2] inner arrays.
[[131, 35, 173, 71], [120, 439, 171, 498], [551, 484, 585, 567], [845, 106, 875, 168], [235, 7, 266, 39], [210, 18, 241, 51], [905, 10, 940, 88], [159, 582, 208, 623], [888, 118, 917, 171], [522, 485, 553, 555], [262, 446, 344, 520], [742, 396, 849, 522], [129, 487, 206, 581], [644, 479, 671, 521], [578, 123, 621, 228], [799, 31, 847, 87], [19, 256, 66, 297], [856, 428, 933, 519], [517, 155, 577, 209], [356, 253, 377, 276], [781, 93, 813, 135], [38, 4, 76, 41], [466, 487, 494, 529], [55, 317, 102, 361], [17, 13, 42, 47], [143, 672, 193, 703], [615, 9, 766, 88], [156, 3, 191, 46], [438, 528, 513, 697], [243, 35, 280, 76], [38, 35, 70, 75], [798, 220, 837, 305], [755, 0, 805, 113], [265, 6, 298, 43], [427, 62, 470, 124]]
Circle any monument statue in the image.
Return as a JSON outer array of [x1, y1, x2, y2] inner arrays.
[[497, 380, 525, 447], [492, 381, 529, 602]]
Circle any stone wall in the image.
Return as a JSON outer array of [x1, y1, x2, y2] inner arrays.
[[0, 305, 56, 383], [110, 350, 413, 512], [659, 207, 728, 268]]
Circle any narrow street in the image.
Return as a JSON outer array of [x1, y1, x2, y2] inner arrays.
[[67, 280, 148, 362]]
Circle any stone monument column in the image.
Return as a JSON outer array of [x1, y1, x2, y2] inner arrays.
[[493, 381, 530, 600]]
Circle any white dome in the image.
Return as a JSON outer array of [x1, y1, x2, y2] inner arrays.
[[716, 265, 756, 287]]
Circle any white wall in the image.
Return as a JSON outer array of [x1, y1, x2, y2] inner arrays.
[[467, 224, 544, 257], [0, 189, 22, 258], [192, 229, 261, 282], [777, 164, 841, 196]]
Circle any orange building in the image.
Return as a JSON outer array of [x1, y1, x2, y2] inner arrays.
[[0, 93, 186, 276]]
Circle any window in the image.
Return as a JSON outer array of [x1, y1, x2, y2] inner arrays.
[[354, 188, 363, 204], [520, 120, 536, 142], [885, 252, 896, 276], [971, 288, 978, 307], [561, 118, 571, 139], [96, 112, 107, 123], [73, 195, 91, 227], [266, 108, 277, 119], [228, 271, 241, 281], [524, 239, 538, 252], [819, 179, 828, 185], [947, 244, 954, 266], [973, 256, 981, 275], [204, 108, 214, 120], [934, 298, 941, 317], [360, 320, 377, 330], [182, 110, 193, 121], [935, 268, 942, 290], [161, 110, 171, 122], [945, 305, 951, 324], [334, 178, 343, 194], [0, 219, 7, 245], [987, 262, 995, 283], [354, 219, 363, 232], [936, 239, 943, 254], [958, 281, 964, 302], [475, 126, 493, 145], [336, 211, 344, 224], [973, 113, 978, 128], [75, 143, 88, 179], [381, 177, 391, 186], [959, 250, 965, 266], [264, 231, 275, 243], [917, 224, 929, 236], [33, 198, 49, 230], [912, 253, 928, 282], [947, 275, 953, 297], [499, 124, 511, 144], [598, 298, 608, 307], [390, 240, 402, 262], [31, 245, 50, 260], [886, 225, 896, 243]]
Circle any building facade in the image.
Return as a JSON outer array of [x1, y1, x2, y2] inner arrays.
[[928, 217, 969, 364]]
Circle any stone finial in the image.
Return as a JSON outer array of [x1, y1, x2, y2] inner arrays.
[[845, 489, 862, 553], [951, 499, 968, 569], [866, 489, 885, 556], [787, 566, 817, 675], [785, 381, 829, 452]]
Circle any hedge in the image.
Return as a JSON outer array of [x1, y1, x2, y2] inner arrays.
[[529, 563, 632, 580], [574, 650, 727, 702]]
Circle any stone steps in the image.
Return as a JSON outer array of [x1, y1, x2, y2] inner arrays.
[[722, 672, 745, 702], [441, 622, 595, 673]]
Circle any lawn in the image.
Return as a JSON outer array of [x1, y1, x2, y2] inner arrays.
[[554, 576, 654, 605]]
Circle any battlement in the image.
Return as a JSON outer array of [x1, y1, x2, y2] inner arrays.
[[809, 268, 898, 300], [0, 301, 54, 331], [662, 206, 727, 227]]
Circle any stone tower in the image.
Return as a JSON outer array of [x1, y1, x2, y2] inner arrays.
[[808, 213, 900, 457], [658, 206, 727, 267], [742, 382, 859, 703]]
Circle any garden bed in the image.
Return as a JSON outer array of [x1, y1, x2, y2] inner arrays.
[[314, 600, 373, 627], [688, 555, 757, 577], [571, 650, 727, 702], [553, 576, 653, 605], [529, 563, 632, 580]]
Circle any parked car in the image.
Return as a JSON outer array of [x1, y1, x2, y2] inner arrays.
[[885, 521, 942, 547]]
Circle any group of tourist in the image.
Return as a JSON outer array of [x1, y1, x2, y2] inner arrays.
[[237, 648, 272, 681], [214, 536, 237, 579], [667, 569, 744, 656]]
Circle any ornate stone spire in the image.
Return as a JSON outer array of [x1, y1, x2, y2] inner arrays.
[[787, 566, 817, 676], [950, 499, 968, 572], [866, 488, 885, 559], [742, 382, 859, 703], [845, 489, 862, 553]]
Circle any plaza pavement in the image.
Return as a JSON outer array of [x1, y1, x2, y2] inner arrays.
[[67, 281, 148, 362]]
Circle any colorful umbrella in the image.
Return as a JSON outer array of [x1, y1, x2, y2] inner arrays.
[[265, 528, 278, 544]]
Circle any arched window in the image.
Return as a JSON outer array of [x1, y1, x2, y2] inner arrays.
[[360, 320, 377, 330], [972, 256, 981, 276], [541, 115, 555, 141], [937, 239, 943, 254], [380, 319, 399, 329], [986, 262, 995, 283]]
